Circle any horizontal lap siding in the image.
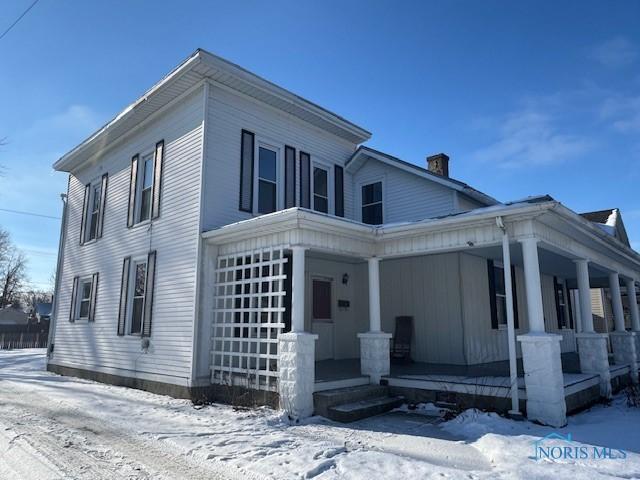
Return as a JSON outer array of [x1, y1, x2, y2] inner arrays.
[[51, 88, 205, 385], [352, 161, 456, 224], [380, 253, 465, 364], [202, 85, 357, 230], [461, 253, 576, 365]]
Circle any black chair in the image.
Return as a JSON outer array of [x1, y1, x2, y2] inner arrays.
[[391, 316, 413, 364]]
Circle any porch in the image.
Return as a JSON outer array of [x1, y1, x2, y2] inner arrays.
[[202, 201, 640, 426]]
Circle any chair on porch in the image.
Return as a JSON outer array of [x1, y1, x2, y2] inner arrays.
[[391, 316, 413, 364]]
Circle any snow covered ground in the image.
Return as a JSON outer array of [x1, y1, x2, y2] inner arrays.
[[0, 349, 639, 479]]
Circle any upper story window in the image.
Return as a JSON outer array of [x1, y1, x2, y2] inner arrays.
[[87, 183, 101, 241], [361, 181, 383, 225], [313, 166, 329, 213], [139, 154, 154, 222], [257, 146, 278, 214], [127, 140, 164, 228]]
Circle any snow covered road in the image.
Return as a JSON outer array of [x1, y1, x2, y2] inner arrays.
[[1, 349, 639, 479]]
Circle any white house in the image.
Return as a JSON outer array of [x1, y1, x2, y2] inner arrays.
[[48, 49, 640, 427]]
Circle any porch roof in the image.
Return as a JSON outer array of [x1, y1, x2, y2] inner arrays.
[[202, 199, 640, 280]]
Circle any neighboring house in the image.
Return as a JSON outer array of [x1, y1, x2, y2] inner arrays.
[[48, 49, 640, 429], [0, 307, 29, 327], [580, 210, 636, 338], [32, 302, 52, 326]]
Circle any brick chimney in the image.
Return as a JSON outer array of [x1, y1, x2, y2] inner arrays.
[[427, 153, 450, 177]]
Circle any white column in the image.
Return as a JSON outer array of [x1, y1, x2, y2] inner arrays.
[[358, 256, 391, 384], [501, 231, 520, 415], [278, 246, 317, 419], [520, 238, 545, 333], [516, 237, 566, 427], [626, 278, 640, 332], [575, 259, 595, 333], [609, 272, 625, 332], [368, 257, 381, 332], [291, 246, 306, 333]]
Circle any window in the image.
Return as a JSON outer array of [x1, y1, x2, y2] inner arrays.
[[87, 183, 101, 241], [362, 181, 383, 225], [312, 279, 332, 320], [554, 277, 568, 329], [493, 264, 507, 327], [257, 146, 277, 214], [130, 260, 147, 335], [139, 154, 154, 222], [78, 278, 92, 320], [313, 166, 329, 213]]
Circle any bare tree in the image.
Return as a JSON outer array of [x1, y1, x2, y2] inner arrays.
[[0, 228, 28, 308]]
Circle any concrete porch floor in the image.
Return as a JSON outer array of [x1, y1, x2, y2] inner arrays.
[[315, 352, 583, 383]]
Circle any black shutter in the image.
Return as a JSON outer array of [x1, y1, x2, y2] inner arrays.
[[117, 257, 131, 336], [127, 155, 139, 227], [566, 281, 575, 330], [151, 140, 164, 219], [69, 276, 79, 322], [79, 183, 90, 244], [487, 260, 498, 329], [554, 276, 563, 329], [88, 272, 99, 322], [239, 130, 255, 212], [299, 151, 311, 208], [335, 165, 344, 217], [511, 265, 519, 329], [142, 250, 157, 338], [96, 173, 108, 238], [284, 145, 296, 209]]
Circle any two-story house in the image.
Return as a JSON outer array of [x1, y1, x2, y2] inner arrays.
[[48, 49, 640, 428]]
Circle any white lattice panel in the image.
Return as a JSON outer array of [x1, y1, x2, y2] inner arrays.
[[211, 247, 288, 391]]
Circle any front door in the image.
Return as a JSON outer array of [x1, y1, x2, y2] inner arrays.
[[311, 278, 334, 360]]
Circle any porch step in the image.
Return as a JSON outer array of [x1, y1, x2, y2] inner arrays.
[[327, 396, 404, 423], [314, 384, 402, 421]]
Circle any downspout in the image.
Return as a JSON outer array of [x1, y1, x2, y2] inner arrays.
[[48, 192, 68, 360], [496, 216, 521, 416]]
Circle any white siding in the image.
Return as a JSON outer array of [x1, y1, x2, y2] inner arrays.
[[379, 253, 466, 364], [51, 88, 205, 386], [460, 253, 576, 365], [457, 193, 484, 212], [202, 85, 358, 230], [351, 160, 456, 224]]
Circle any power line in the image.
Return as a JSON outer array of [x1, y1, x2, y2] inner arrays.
[[0, 0, 40, 41], [0, 208, 60, 220]]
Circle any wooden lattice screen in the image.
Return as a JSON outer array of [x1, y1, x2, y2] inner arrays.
[[211, 247, 288, 391]]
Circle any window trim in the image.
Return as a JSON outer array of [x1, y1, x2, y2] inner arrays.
[[85, 181, 102, 243], [311, 160, 332, 214], [127, 256, 148, 336], [252, 138, 284, 214], [76, 276, 93, 321], [136, 151, 155, 224], [359, 178, 385, 225]]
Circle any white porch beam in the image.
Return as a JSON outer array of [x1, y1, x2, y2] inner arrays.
[[627, 278, 640, 332], [609, 272, 626, 332], [368, 257, 382, 332], [520, 238, 545, 333], [575, 259, 595, 333], [291, 246, 306, 333]]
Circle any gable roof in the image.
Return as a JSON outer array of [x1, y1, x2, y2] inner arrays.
[[580, 208, 630, 247], [346, 146, 499, 207], [54, 49, 371, 172]]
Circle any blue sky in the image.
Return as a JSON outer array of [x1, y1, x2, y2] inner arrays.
[[1, 0, 639, 290]]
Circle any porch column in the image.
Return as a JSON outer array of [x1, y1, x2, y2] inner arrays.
[[516, 238, 566, 427], [358, 257, 391, 384], [574, 259, 611, 397], [278, 246, 317, 419], [610, 274, 638, 383], [627, 278, 640, 377]]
